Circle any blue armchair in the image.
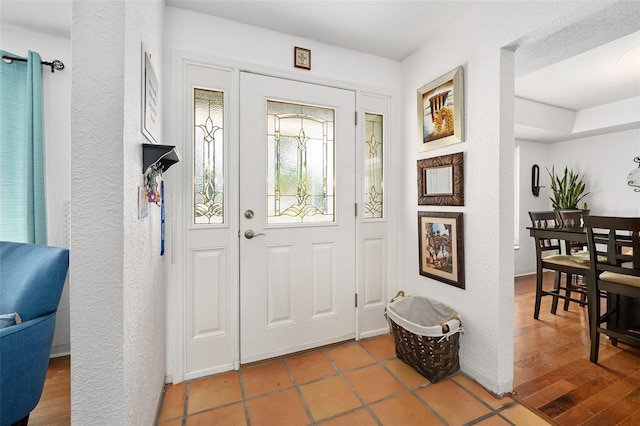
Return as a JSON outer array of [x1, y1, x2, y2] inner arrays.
[[0, 241, 69, 426]]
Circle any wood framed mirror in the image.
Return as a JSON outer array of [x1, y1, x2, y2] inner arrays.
[[417, 152, 464, 206]]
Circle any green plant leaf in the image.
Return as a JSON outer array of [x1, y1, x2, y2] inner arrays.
[[546, 165, 588, 209]]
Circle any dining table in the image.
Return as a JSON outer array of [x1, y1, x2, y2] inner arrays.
[[527, 224, 640, 334]]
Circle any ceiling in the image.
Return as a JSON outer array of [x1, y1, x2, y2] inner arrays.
[[164, 0, 480, 62], [2, 0, 639, 142], [515, 30, 640, 112]]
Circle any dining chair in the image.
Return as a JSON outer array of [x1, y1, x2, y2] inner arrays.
[[558, 209, 591, 308], [584, 215, 640, 363], [528, 211, 590, 319]]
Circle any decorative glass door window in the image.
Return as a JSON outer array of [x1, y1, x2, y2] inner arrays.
[[267, 100, 335, 224], [193, 88, 224, 224], [364, 113, 383, 219]]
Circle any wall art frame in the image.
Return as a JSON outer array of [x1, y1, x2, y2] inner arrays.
[[294, 46, 311, 70], [417, 66, 464, 152], [418, 211, 465, 289], [141, 43, 159, 144], [417, 152, 464, 206]]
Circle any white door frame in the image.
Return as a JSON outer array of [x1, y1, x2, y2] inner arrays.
[[165, 50, 394, 384]]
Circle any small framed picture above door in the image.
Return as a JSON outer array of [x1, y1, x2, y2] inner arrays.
[[294, 46, 311, 70]]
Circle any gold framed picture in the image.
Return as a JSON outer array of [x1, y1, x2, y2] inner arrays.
[[417, 66, 464, 152]]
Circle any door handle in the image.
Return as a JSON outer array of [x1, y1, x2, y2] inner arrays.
[[244, 229, 266, 239]]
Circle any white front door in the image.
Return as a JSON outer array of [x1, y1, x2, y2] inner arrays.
[[239, 72, 357, 363]]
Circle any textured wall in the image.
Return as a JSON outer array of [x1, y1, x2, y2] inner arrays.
[[0, 22, 72, 355], [71, 0, 165, 424], [71, 1, 125, 423], [400, 1, 585, 394], [122, 0, 166, 424]]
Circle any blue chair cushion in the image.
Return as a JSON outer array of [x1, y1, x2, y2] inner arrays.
[[0, 241, 69, 426], [0, 313, 57, 425], [0, 241, 69, 322]]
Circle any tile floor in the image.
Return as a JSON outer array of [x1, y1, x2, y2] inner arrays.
[[156, 335, 551, 425]]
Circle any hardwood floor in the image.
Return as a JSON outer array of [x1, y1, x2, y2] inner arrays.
[[29, 356, 70, 426], [514, 272, 640, 425], [32, 274, 640, 424]]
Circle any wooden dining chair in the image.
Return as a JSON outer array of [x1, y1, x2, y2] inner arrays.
[[558, 209, 591, 308], [584, 215, 640, 363], [528, 211, 590, 319]]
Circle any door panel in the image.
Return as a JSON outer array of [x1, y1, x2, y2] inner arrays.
[[239, 72, 357, 363], [184, 64, 237, 378], [357, 96, 390, 338], [181, 67, 389, 377]]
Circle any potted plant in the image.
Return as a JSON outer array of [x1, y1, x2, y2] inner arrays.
[[546, 166, 589, 221]]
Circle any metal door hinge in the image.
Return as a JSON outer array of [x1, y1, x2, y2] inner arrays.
[[355, 111, 358, 125], [355, 293, 358, 308], [354, 203, 358, 217]]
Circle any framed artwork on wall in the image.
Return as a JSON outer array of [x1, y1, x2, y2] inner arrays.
[[294, 46, 311, 70], [417, 152, 464, 206], [418, 211, 465, 289], [417, 66, 464, 152], [141, 44, 159, 144]]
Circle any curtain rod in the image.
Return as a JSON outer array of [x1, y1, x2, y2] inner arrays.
[[1, 55, 65, 73]]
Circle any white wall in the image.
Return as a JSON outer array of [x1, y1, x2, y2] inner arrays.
[[163, 6, 402, 381], [71, 0, 165, 424], [549, 128, 640, 217], [515, 139, 551, 276], [0, 23, 71, 356], [400, 1, 584, 394], [122, 1, 166, 424], [164, 7, 401, 87]]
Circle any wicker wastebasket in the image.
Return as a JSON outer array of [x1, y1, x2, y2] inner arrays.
[[385, 291, 462, 383]]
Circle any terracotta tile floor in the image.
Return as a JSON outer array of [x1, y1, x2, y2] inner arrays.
[[157, 335, 552, 425]]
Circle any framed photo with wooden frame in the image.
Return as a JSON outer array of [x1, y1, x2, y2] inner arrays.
[[294, 46, 311, 70], [418, 211, 465, 289], [417, 152, 464, 206], [417, 66, 464, 152]]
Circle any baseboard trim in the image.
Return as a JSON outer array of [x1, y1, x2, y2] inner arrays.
[[460, 362, 514, 397], [358, 327, 390, 340], [184, 363, 236, 381], [153, 385, 166, 426], [51, 344, 70, 358]]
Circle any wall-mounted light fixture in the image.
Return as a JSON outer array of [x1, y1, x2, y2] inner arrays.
[[628, 156, 640, 192], [531, 164, 543, 197]]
